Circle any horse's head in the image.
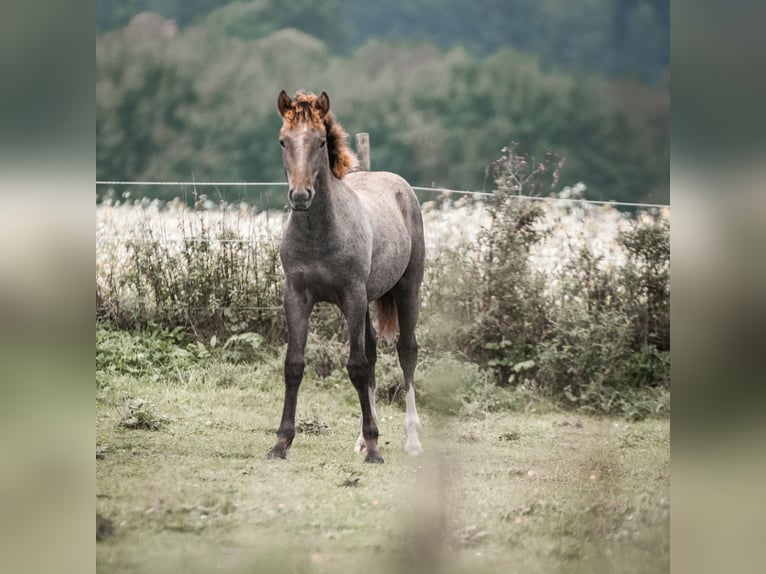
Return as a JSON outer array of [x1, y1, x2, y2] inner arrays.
[[277, 90, 359, 211], [277, 90, 331, 211]]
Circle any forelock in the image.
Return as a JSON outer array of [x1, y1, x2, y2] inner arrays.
[[281, 91, 324, 129]]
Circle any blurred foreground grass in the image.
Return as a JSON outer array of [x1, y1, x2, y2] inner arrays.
[[96, 360, 668, 573]]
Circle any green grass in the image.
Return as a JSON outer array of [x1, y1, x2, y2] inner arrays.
[[96, 360, 669, 573]]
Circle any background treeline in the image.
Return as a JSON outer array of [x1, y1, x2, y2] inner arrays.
[[96, 1, 669, 207], [96, 0, 668, 84]]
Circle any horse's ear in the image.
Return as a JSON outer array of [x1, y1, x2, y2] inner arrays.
[[277, 90, 292, 117], [315, 91, 330, 117]]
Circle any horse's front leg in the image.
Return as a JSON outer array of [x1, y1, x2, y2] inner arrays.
[[267, 288, 313, 460], [343, 293, 383, 463]]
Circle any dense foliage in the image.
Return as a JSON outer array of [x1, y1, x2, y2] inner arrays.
[[96, 5, 669, 206], [97, 0, 668, 85]]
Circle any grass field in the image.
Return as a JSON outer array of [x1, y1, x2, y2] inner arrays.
[[96, 358, 669, 573]]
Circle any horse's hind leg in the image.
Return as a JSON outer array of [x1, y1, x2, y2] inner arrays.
[[355, 310, 378, 454], [343, 292, 383, 463], [394, 289, 423, 456]]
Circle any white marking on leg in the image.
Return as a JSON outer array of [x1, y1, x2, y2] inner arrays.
[[369, 385, 379, 425], [355, 386, 378, 453], [404, 386, 423, 455], [355, 422, 366, 453]]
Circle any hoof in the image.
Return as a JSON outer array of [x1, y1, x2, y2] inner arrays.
[[405, 442, 424, 456], [266, 448, 286, 460], [405, 429, 423, 456], [364, 452, 384, 464]]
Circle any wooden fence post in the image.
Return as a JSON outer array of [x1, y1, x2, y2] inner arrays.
[[355, 132, 370, 171]]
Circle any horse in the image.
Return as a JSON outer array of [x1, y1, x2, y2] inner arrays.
[[266, 90, 425, 464]]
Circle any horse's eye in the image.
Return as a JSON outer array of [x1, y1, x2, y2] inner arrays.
[[279, 139, 286, 148], [319, 139, 326, 148]]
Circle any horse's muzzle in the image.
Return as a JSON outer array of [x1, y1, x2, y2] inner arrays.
[[288, 188, 313, 210]]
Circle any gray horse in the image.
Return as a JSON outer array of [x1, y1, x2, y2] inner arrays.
[[266, 90, 424, 463]]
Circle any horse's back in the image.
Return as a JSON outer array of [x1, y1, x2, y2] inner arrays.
[[343, 171, 422, 235], [343, 170, 413, 196]]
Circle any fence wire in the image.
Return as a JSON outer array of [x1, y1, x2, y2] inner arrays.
[[96, 180, 668, 210]]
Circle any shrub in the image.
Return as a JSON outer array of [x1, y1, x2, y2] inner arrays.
[[423, 144, 561, 384], [421, 144, 670, 416], [97, 199, 286, 343], [618, 218, 670, 352]]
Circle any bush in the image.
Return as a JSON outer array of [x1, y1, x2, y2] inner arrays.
[[97, 200, 286, 343], [422, 144, 670, 416], [530, 217, 670, 417], [618, 218, 670, 351], [423, 144, 561, 384]]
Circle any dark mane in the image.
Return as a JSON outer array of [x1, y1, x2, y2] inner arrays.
[[282, 91, 359, 179]]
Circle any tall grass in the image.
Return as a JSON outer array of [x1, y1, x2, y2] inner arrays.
[[96, 156, 669, 417]]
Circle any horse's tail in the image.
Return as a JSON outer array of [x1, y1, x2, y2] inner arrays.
[[374, 293, 398, 344]]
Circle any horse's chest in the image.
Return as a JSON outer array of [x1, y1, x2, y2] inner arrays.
[[284, 258, 358, 304], [304, 264, 344, 291]]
